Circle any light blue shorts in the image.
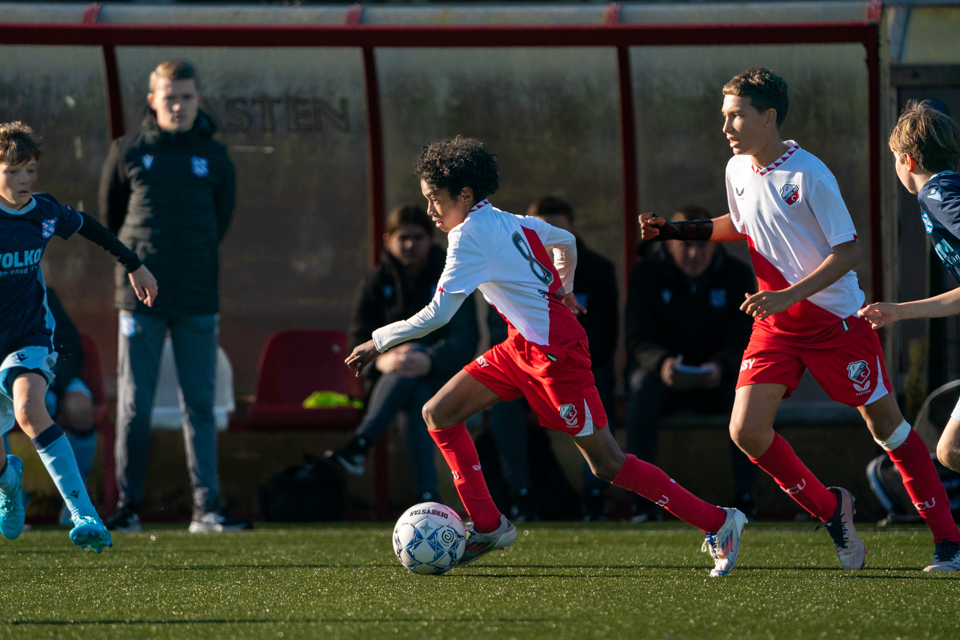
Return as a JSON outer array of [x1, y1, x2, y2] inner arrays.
[[0, 346, 57, 436]]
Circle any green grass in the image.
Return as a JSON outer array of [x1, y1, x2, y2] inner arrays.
[[0, 522, 956, 640]]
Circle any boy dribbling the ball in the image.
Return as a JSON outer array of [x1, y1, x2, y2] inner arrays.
[[348, 137, 748, 577], [0, 122, 157, 551], [641, 68, 960, 572]]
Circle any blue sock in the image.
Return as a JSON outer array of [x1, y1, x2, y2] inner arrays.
[[32, 425, 96, 521], [66, 431, 97, 486]]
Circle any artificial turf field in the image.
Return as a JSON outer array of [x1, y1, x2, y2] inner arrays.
[[0, 521, 956, 640]]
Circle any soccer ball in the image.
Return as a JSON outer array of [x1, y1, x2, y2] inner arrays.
[[393, 502, 467, 575]]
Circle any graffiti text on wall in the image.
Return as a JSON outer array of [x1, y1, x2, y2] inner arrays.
[[221, 97, 349, 133]]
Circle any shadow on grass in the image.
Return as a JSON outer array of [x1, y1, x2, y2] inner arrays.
[[3, 617, 550, 626]]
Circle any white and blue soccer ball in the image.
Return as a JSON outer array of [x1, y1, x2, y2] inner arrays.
[[393, 502, 467, 575]]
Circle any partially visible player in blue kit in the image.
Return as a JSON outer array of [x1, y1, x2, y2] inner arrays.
[[0, 122, 157, 552], [862, 101, 960, 492]]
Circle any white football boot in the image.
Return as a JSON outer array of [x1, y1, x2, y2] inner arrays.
[[702, 507, 747, 577], [457, 514, 518, 566], [816, 487, 866, 570]]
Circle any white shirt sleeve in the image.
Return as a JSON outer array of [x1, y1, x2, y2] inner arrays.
[[519, 216, 578, 293], [435, 226, 490, 296], [726, 164, 745, 234], [372, 290, 468, 352], [807, 173, 857, 247]]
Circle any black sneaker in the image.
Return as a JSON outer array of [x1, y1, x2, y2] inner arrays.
[[629, 498, 663, 524], [509, 487, 540, 523], [732, 493, 757, 521], [582, 488, 608, 522], [105, 504, 142, 533], [189, 511, 252, 533], [324, 436, 368, 475]]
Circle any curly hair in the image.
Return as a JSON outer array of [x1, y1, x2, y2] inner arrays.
[[0, 121, 41, 165], [723, 67, 789, 128], [413, 136, 499, 203]]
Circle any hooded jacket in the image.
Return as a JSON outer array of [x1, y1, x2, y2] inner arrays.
[[349, 244, 479, 391], [99, 109, 235, 314], [626, 243, 756, 380]]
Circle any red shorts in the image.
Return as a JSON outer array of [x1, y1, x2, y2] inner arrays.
[[737, 330, 892, 407], [464, 337, 608, 437]]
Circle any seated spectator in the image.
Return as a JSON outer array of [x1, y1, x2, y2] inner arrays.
[[44, 289, 97, 526], [487, 196, 619, 520], [326, 204, 479, 503], [626, 205, 758, 521]]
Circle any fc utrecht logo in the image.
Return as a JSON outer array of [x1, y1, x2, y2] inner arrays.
[[847, 359, 871, 393], [779, 183, 800, 206], [191, 156, 209, 177], [558, 403, 578, 427], [41, 219, 56, 238]]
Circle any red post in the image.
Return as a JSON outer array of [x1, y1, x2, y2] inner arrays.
[[617, 45, 639, 287], [363, 46, 385, 267], [866, 23, 883, 305]]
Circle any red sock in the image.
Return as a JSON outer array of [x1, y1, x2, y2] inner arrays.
[[751, 433, 837, 521], [886, 429, 960, 544], [612, 455, 727, 533], [429, 424, 501, 533]]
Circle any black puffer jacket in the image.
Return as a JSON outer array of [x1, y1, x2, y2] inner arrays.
[[349, 244, 479, 391], [626, 244, 756, 381], [99, 110, 235, 314]]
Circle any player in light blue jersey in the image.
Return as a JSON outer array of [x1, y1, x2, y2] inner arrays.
[[0, 122, 157, 552], [860, 100, 960, 571]]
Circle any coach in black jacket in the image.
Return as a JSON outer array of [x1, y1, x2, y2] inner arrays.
[[626, 205, 758, 521], [327, 204, 479, 503], [98, 60, 245, 534]]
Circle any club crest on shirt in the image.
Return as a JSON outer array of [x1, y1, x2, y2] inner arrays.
[[779, 183, 800, 206], [847, 360, 871, 394], [709, 288, 727, 308], [558, 404, 578, 427], [922, 212, 934, 234], [142, 154, 154, 170], [191, 156, 209, 177], [41, 219, 56, 238]]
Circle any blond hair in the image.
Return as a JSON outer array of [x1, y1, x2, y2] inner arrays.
[[149, 59, 199, 93], [0, 121, 41, 164], [889, 100, 960, 173]]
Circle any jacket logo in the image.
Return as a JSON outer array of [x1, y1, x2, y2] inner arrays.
[[382, 285, 394, 299], [709, 288, 727, 308], [41, 219, 56, 238], [661, 289, 672, 304], [779, 183, 800, 205], [142, 154, 154, 170], [848, 360, 871, 394], [191, 156, 209, 177], [558, 404, 578, 427]]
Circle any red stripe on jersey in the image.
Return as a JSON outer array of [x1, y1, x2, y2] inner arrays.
[[520, 225, 587, 349], [747, 236, 870, 348]]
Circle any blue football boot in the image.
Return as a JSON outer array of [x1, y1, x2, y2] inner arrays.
[[70, 515, 113, 553], [0, 455, 25, 540]]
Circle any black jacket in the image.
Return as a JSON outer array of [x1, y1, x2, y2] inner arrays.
[[626, 244, 756, 380], [349, 244, 479, 390], [47, 289, 84, 396], [487, 235, 618, 369], [99, 110, 235, 314]]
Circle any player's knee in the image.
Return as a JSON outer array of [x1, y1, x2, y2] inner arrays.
[[422, 398, 442, 430], [587, 449, 626, 482], [937, 441, 960, 473], [13, 396, 48, 429]]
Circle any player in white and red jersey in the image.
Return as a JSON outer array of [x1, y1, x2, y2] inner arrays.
[[642, 68, 960, 572], [348, 137, 747, 576]]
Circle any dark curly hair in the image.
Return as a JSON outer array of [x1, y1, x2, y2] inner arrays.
[[413, 136, 499, 203]]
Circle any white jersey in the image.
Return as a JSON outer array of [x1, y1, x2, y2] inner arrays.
[[726, 141, 867, 346], [373, 200, 586, 352]]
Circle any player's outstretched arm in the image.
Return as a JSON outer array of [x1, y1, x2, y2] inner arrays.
[[859, 288, 960, 329], [639, 213, 745, 242], [741, 239, 858, 320]]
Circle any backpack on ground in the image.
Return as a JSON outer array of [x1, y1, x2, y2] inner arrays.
[[259, 454, 345, 522]]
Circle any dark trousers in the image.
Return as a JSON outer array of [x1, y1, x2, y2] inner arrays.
[[626, 368, 758, 500]]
